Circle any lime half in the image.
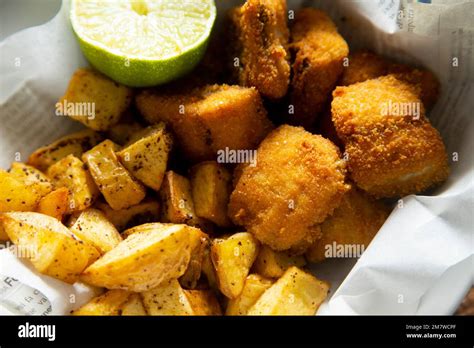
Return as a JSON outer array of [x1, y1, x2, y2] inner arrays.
[[70, 0, 216, 87]]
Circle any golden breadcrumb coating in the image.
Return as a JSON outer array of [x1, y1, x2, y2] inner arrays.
[[306, 186, 390, 263], [136, 84, 273, 162], [228, 125, 349, 252], [340, 50, 440, 109], [290, 8, 349, 129], [331, 76, 449, 198], [230, 0, 290, 99]]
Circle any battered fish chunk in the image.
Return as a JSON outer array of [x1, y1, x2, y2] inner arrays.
[[229, 0, 290, 99], [340, 50, 440, 109], [290, 8, 349, 129], [332, 76, 449, 198], [306, 186, 390, 263], [136, 84, 273, 162], [228, 125, 349, 252]]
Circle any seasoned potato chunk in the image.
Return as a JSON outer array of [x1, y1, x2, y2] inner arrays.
[[248, 267, 329, 315], [72, 290, 131, 316], [9, 162, 54, 198], [141, 279, 221, 315], [306, 186, 389, 262], [95, 199, 160, 231], [290, 8, 349, 128], [47, 155, 99, 212], [180, 234, 209, 289], [107, 122, 144, 145], [0, 170, 43, 212], [253, 245, 306, 278], [211, 232, 260, 299], [190, 161, 232, 227], [69, 208, 123, 254], [59, 68, 133, 131], [27, 129, 102, 171], [160, 171, 209, 229], [0, 212, 99, 283], [37, 187, 70, 220], [117, 123, 173, 191], [229, 125, 349, 252], [120, 293, 147, 316], [136, 84, 273, 162], [226, 274, 273, 315], [81, 223, 204, 292], [82, 140, 146, 210]]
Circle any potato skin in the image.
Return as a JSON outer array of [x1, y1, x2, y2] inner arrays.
[[290, 8, 349, 128], [230, 0, 290, 99], [211, 232, 260, 299], [0, 212, 99, 283], [117, 123, 173, 191], [306, 186, 389, 262], [27, 130, 103, 171], [136, 84, 273, 162], [82, 140, 146, 210], [228, 125, 349, 251], [72, 290, 131, 316], [248, 266, 329, 315], [47, 155, 99, 212], [331, 76, 449, 197], [59, 68, 133, 131], [80, 223, 204, 292]]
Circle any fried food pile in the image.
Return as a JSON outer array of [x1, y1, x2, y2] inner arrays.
[[0, 1, 449, 316]]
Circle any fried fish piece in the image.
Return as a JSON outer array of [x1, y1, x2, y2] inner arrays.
[[340, 50, 440, 109], [331, 75, 449, 198], [136, 84, 273, 163], [229, 0, 290, 99], [289, 8, 349, 129], [228, 125, 349, 252], [306, 186, 390, 263]]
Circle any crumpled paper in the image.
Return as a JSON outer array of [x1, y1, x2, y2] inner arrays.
[[0, 0, 472, 315]]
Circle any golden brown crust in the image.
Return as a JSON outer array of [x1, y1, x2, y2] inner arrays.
[[306, 186, 390, 262], [228, 125, 349, 251], [136, 84, 273, 162], [230, 0, 290, 99], [290, 8, 349, 129], [331, 76, 449, 198]]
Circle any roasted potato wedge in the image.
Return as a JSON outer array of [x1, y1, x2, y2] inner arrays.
[[117, 123, 173, 191], [226, 274, 273, 315], [141, 279, 221, 315], [180, 234, 209, 289], [248, 266, 329, 315], [95, 199, 160, 231], [37, 187, 70, 220], [47, 154, 99, 212], [0, 170, 43, 212], [82, 140, 146, 210], [27, 129, 102, 171], [253, 245, 306, 278], [211, 232, 260, 299], [81, 223, 204, 292], [160, 171, 209, 229], [72, 290, 131, 316], [59, 68, 133, 131], [190, 161, 232, 227], [0, 212, 100, 283], [9, 162, 54, 198], [69, 208, 123, 254], [120, 293, 148, 316]]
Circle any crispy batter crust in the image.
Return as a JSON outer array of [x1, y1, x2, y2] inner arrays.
[[290, 8, 349, 129], [136, 84, 273, 162], [228, 125, 349, 252], [230, 0, 290, 99], [332, 76, 449, 197]]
